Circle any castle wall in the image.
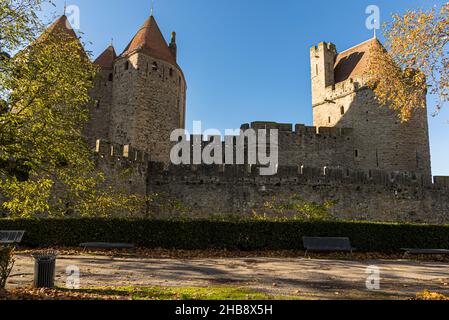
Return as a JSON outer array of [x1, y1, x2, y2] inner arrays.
[[147, 163, 449, 224], [109, 52, 186, 163], [94, 140, 149, 216]]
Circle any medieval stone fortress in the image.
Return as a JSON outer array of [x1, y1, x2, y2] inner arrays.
[[48, 12, 449, 223]]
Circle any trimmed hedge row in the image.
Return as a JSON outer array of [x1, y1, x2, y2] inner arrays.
[[0, 218, 448, 252]]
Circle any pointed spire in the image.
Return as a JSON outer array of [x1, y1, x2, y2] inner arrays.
[[151, 0, 154, 16], [64, 1, 67, 15], [121, 15, 176, 64], [39, 15, 78, 41], [94, 44, 117, 69], [30, 15, 89, 61], [373, 19, 377, 39]]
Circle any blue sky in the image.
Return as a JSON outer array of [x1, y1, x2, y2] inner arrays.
[[43, 0, 449, 176]]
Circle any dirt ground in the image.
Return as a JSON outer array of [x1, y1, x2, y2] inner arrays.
[[7, 253, 449, 300]]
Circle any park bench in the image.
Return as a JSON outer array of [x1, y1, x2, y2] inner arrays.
[[402, 248, 449, 256], [0, 230, 25, 245], [79, 242, 135, 250], [303, 237, 355, 256]]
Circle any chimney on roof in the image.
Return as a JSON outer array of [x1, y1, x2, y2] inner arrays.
[[169, 31, 177, 61]]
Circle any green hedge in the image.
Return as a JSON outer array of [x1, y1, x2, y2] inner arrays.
[[0, 218, 448, 252]]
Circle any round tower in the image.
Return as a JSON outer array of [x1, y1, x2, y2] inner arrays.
[[86, 44, 117, 146], [109, 14, 187, 163]]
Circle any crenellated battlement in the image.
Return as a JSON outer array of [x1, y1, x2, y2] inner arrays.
[[147, 162, 444, 189], [94, 138, 449, 192], [95, 139, 149, 164], [240, 122, 353, 138]]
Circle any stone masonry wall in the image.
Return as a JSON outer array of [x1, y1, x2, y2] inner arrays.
[[241, 122, 355, 168], [84, 69, 114, 146], [147, 163, 449, 224], [310, 42, 432, 183], [92, 141, 449, 223], [109, 51, 186, 163]]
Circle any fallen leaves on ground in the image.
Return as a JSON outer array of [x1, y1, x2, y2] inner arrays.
[[414, 290, 449, 300], [0, 287, 127, 300], [15, 248, 449, 262]]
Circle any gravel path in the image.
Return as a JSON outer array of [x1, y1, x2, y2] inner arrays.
[[8, 254, 449, 300]]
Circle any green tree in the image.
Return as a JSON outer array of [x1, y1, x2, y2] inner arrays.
[[0, 0, 147, 217]]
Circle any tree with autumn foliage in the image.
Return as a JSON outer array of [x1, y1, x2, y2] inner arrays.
[[369, 3, 449, 122], [0, 0, 147, 217]]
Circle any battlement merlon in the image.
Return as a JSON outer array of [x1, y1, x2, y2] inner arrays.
[[310, 42, 337, 56], [312, 76, 369, 108], [95, 139, 149, 163], [434, 176, 449, 190], [310, 42, 337, 99], [240, 122, 353, 137], [147, 162, 440, 189]]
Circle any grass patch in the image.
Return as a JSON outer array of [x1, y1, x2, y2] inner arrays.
[[62, 286, 299, 300], [52, 286, 299, 301], [2, 286, 299, 300]]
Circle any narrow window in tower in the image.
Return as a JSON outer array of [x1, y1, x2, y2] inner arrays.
[[96, 100, 100, 109], [354, 149, 359, 158], [152, 62, 158, 71], [316, 64, 319, 76], [376, 149, 380, 167], [340, 106, 345, 115], [108, 73, 113, 82], [125, 61, 129, 70], [169, 68, 173, 77], [328, 116, 331, 124], [416, 149, 419, 169]]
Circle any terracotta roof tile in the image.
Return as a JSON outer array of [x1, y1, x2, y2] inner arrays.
[[121, 15, 176, 65], [94, 45, 117, 69], [334, 38, 382, 83]]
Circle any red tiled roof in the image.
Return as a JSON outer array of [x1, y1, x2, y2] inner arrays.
[[121, 15, 176, 65], [94, 45, 117, 69], [334, 38, 382, 83]]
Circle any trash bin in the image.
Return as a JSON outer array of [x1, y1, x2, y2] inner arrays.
[[32, 251, 59, 288]]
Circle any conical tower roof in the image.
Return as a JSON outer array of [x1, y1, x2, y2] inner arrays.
[[121, 15, 176, 65], [94, 45, 117, 69], [40, 15, 79, 41], [33, 15, 87, 59]]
